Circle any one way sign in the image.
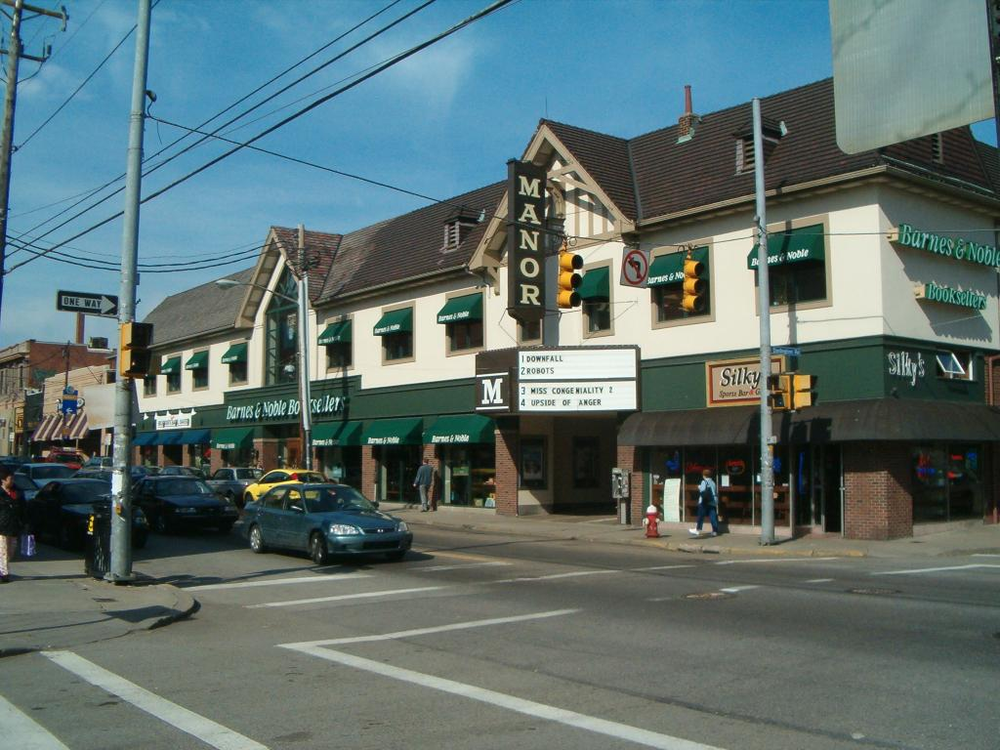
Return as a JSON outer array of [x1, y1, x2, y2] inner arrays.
[[56, 290, 119, 318]]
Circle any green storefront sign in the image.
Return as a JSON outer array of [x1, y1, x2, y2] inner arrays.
[[920, 282, 987, 310], [893, 223, 1000, 271]]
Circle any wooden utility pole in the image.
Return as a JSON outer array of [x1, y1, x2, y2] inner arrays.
[[0, 0, 67, 331]]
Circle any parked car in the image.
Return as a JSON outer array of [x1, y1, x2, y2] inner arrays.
[[243, 482, 411, 564], [206, 467, 263, 506], [26, 478, 149, 550], [13, 474, 39, 502], [241, 468, 327, 506], [74, 466, 150, 483], [17, 462, 77, 482], [44, 449, 85, 470], [82, 456, 113, 468], [0, 455, 25, 468], [133, 476, 239, 534], [157, 466, 206, 479]]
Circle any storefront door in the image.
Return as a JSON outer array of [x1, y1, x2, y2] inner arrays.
[[795, 445, 842, 533], [377, 445, 420, 504]]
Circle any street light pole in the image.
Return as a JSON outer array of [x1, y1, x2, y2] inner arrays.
[[215, 276, 312, 468]]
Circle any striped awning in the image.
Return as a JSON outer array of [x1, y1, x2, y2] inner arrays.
[[31, 412, 89, 442]]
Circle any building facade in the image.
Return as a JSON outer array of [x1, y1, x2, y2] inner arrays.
[[134, 79, 1000, 539]]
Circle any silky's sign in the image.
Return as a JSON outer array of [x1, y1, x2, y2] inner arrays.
[[506, 159, 547, 323], [707, 356, 782, 407], [226, 394, 346, 423], [891, 224, 1000, 271], [886, 350, 925, 387]]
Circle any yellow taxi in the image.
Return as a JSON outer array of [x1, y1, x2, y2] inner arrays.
[[242, 468, 327, 506]]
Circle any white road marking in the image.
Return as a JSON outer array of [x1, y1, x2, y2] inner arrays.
[[495, 570, 624, 583], [414, 561, 512, 572], [280, 611, 724, 750], [719, 585, 760, 594], [872, 564, 1000, 576], [246, 586, 446, 609], [42, 651, 268, 750], [283, 610, 580, 648], [972, 553, 1000, 558], [0, 694, 71, 750], [631, 565, 696, 572], [804, 578, 834, 583], [715, 557, 838, 565], [187, 573, 369, 591]]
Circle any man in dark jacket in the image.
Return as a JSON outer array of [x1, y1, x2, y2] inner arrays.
[[0, 465, 27, 582], [413, 459, 434, 512]]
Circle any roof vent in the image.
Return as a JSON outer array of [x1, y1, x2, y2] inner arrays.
[[442, 207, 480, 250], [677, 85, 700, 144]]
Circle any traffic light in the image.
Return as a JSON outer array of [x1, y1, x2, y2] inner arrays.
[[681, 252, 706, 313], [119, 321, 155, 378], [766, 373, 791, 411], [557, 243, 582, 308], [791, 374, 816, 410]]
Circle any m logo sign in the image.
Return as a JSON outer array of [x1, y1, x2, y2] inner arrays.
[[476, 372, 510, 412], [506, 159, 547, 323]]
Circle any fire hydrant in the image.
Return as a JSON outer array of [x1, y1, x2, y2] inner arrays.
[[643, 504, 660, 538]]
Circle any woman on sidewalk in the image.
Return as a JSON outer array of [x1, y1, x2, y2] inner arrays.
[[0, 465, 27, 582]]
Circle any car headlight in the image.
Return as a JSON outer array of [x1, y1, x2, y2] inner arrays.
[[396, 521, 408, 532], [328, 523, 362, 536]]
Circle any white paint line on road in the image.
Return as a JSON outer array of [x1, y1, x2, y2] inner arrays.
[[281, 642, 724, 749], [414, 561, 512, 572], [0, 694, 71, 750], [972, 554, 1000, 558], [631, 565, 696, 572], [804, 578, 834, 584], [719, 585, 760, 594], [495, 569, 624, 583], [186, 573, 370, 591], [282, 609, 580, 649], [246, 586, 447, 609], [42, 651, 268, 750], [715, 557, 838, 565], [872, 564, 1000, 576]]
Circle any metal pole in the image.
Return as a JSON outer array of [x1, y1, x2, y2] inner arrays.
[[109, 0, 151, 582], [0, 0, 24, 331], [753, 97, 776, 545], [297, 224, 312, 470]]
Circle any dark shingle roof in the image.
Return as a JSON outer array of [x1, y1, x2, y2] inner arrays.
[[268, 227, 342, 304], [143, 266, 255, 347]]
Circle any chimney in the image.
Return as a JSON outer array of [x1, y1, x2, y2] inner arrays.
[[677, 84, 699, 143]]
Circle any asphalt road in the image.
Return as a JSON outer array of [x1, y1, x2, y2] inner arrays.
[[3, 525, 998, 750]]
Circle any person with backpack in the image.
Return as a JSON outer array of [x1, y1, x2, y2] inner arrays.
[[690, 467, 720, 537]]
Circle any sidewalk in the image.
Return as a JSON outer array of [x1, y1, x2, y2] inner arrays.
[[0, 554, 196, 658], [381, 502, 1000, 560]]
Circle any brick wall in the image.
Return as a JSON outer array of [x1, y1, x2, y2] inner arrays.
[[618, 444, 645, 526], [843, 441, 913, 540], [255, 439, 278, 473], [422, 443, 438, 510], [361, 445, 376, 500], [495, 428, 518, 516]]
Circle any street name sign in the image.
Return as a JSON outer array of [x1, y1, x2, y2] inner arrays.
[[56, 290, 119, 318], [772, 346, 801, 356]]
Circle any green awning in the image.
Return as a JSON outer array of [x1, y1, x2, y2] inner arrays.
[[133, 432, 158, 446], [747, 224, 825, 269], [160, 356, 181, 375], [423, 414, 495, 445], [312, 421, 363, 447], [361, 417, 423, 445], [577, 266, 610, 300], [211, 427, 253, 451], [373, 308, 413, 336], [167, 428, 211, 445], [185, 351, 208, 370], [318, 320, 352, 345], [648, 246, 710, 287], [221, 342, 247, 364], [436, 294, 482, 324]]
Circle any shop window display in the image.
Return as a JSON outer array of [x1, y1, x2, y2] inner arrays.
[[913, 444, 983, 522]]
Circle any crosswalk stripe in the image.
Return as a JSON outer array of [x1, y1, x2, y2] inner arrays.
[[0, 694, 71, 750], [187, 573, 369, 591], [413, 562, 512, 572], [872, 564, 1000, 576], [246, 586, 446, 609]]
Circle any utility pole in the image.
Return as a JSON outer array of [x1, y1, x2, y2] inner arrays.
[[753, 97, 776, 546], [0, 0, 66, 331], [109, 0, 150, 583], [297, 224, 312, 470]]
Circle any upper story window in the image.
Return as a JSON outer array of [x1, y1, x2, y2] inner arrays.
[[437, 292, 483, 354], [265, 271, 299, 386], [161, 355, 182, 394], [221, 341, 248, 385], [142, 375, 157, 397], [649, 245, 711, 326], [748, 222, 828, 309], [936, 351, 973, 381], [185, 350, 209, 390], [578, 264, 611, 336], [373, 305, 414, 363], [318, 318, 352, 370]]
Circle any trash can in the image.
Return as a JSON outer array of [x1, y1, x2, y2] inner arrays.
[[84, 504, 112, 578]]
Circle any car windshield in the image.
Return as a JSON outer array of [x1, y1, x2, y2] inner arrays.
[[302, 486, 376, 513], [157, 479, 214, 496], [32, 465, 75, 479], [13, 475, 37, 491], [235, 468, 262, 480], [62, 482, 111, 504]]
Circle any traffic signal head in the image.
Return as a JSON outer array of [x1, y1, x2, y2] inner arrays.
[[682, 255, 706, 313], [766, 373, 791, 411], [557, 246, 583, 308], [791, 373, 816, 409], [119, 322, 156, 378]]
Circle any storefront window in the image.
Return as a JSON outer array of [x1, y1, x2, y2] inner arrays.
[[573, 437, 600, 489], [718, 446, 753, 526], [442, 445, 495, 508], [913, 444, 983, 522], [519, 436, 546, 489]]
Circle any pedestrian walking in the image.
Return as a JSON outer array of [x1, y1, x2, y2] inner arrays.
[[413, 459, 434, 512], [689, 467, 720, 537], [0, 465, 28, 582]]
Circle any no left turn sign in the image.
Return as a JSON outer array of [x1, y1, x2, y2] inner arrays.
[[620, 247, 650, 287]]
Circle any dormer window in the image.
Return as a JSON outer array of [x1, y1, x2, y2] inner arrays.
[[931, 133, 944, 164], [736, 138, 756, 174], [442, 208, 480, 250], [734, 118, 786, 175]]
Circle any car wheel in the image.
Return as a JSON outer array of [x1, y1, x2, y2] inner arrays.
[[249, 524, 266, 553], [309, 532, 329, 565], [385, 550, 406, 562], [154, 514, 172, 534]]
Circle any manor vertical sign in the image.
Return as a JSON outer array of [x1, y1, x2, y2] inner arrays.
[[507, 159, 547, 323]]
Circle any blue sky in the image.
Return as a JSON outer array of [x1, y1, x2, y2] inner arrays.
[[0, 0, 994, 349]]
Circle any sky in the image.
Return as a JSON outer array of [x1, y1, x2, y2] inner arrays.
[[0, 0, 995, 349]]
